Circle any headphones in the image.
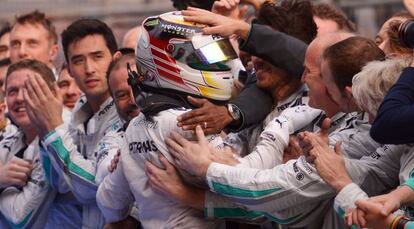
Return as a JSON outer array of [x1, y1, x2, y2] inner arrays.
[[127, 62, 145, 105]]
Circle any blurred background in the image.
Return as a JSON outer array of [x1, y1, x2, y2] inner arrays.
[[0, 0, 405, 46]]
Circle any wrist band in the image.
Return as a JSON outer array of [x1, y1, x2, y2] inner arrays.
[[396, 217, 410, 229], [390, 216, 403, 229]]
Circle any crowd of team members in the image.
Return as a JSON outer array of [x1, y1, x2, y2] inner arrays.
[[0, 0, 413, 228]]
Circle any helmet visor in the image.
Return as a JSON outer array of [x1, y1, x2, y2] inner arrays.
[[170, 37, 238, 71], [195, 39, 238, 64]]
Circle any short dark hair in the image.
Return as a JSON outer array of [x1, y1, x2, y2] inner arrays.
[[0, 24, 11, 41], [6, 59, 55, 91], [171, 0, 216, 10], [322, 37, 385, 92], [13, 10, 58, 44], [106, 53, 135, 95], [61, 19, 118, 62], [118, 47, 135, 55], [313, 3, 356, 32], [256, 0, 317, 44]]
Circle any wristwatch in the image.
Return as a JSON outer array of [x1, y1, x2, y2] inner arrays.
[[227, 104, 241, 121]]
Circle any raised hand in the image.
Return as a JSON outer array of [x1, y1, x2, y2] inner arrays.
[[346, 200, 395, 229], [165, 125, 212, 178], [283, 136, 302, 163], [212, 0, 247, 19], [146, 154, 186, 201], [365, 185, 414, 217], [177, 96, 232, 135], [298, 118, 331, 162], [311, 136, 351, 192], [182, 7, 250, 39], [145, 154, 205, 210], [23, 73, 63, 138]]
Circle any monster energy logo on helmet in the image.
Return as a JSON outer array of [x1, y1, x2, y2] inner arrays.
[[161, 23, 197, 35]]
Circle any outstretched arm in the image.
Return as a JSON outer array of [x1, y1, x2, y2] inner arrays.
[[240, 106, 322, 169], [182, 7, 307, 79], [166, 124, 401, 226], [238, 23, 307, 79]]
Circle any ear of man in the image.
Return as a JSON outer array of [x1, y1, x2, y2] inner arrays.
[[49, 44, 59, 64], [112, 51, 122, 61]]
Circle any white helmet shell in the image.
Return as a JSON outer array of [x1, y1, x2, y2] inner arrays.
[[136, 11, 239, 101]]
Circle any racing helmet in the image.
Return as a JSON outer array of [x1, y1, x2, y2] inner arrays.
[[132, 11, 238, 102]]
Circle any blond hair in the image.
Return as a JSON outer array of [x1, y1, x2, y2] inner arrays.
[[352, 58, 410, 116]]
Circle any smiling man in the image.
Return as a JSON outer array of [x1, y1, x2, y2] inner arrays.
[[106, 53, 139, 123], [0, 59, 57, 229], [224, 0, 316, 157]]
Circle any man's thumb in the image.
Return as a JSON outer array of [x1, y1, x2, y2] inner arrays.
[[320, 118, 331, 137]]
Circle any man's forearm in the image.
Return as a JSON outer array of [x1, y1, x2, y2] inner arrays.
[[239, 23, 307, 79], [229, 73, 273, 131], [234, 20, 250, 40]]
